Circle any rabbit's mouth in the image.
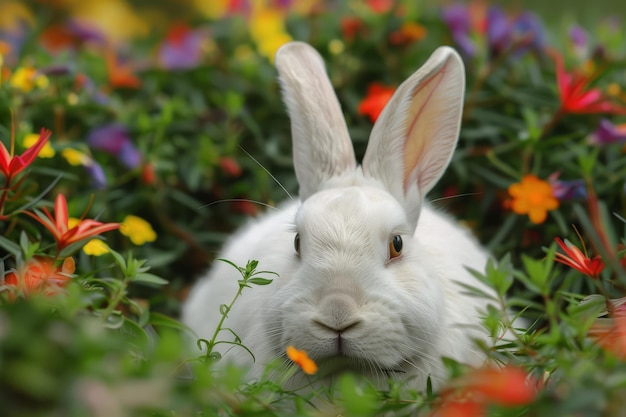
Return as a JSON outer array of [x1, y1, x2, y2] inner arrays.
[[311, 354, 407, 378]]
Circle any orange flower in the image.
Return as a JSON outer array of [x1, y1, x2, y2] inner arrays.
[[24, 194, 120, 253], [508, 175, 559, 224], [589, 305, 626, 360], [554, 237, 604, 279], [286, 345, 318, 375], [4, 256, 75, 297], [106, 49, 141, 89], [358, 83, 395, 123], [432, 366, 537, 416], [389, 22, 427, 46]]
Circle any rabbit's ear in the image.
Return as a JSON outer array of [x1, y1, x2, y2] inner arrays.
[[275, 42, 356, 201], [362, 47, 465, 225]]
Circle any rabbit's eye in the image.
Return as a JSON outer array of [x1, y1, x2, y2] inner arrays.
[[389, 235, 403, 259], [294, 233, 301, 255]]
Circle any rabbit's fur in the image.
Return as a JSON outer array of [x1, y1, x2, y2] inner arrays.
[[183, 42, 494, 390]]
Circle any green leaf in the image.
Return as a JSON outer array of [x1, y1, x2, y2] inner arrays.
[[109, 249, 127, 272], [247, 277, 273, 286], [130, 273, 169, 286], [0, 234, 21, 256]]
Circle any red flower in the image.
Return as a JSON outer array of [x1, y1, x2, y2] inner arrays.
[[24, 194, 120, 253], [219, 156, 242, 177], [4, 256, 75, 298], [554, 53, 626, 115], [554, 237, 604, 279], [340, 17, 364, 41], [0, 128, 51, 183], [432, 366, 537, 416], [366, 0, 394, 13], [358, 83, 395, 123]]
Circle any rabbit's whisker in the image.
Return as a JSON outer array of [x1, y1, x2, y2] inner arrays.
[[198, 198, 279, 211]]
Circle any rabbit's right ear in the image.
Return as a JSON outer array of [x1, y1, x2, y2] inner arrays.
[[275, 42, 356, 201], [362, 47, 465, 228]]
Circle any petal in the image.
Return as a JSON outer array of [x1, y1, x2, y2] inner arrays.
[[15, 128, 52, 174], [528, 208, 547, 224], [54, 194, 69, 234]]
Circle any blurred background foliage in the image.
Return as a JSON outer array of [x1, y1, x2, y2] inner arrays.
[[1, 0, 626, 415]]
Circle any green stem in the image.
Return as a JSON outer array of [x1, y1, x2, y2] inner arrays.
[[204, 281, 246, 357]]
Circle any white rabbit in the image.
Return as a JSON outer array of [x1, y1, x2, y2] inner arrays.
[[182, 42, 495, 390]]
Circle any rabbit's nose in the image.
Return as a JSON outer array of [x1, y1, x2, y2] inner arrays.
[[313, 295, 362, 334]]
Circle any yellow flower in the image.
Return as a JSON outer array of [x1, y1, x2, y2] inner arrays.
[[83, 239, 110, 256], [24, 133, 55, 158], [286, 346, 318, 375], [192, 0, 230, 19], [0, 2, 34, 31], [120, 215, 157, 245], [10, 67, 49, 92], [71, 0, 148, 43], [61, 148, 90, 166], [249, 8, 292, 61], [508, 175, 559, 224]]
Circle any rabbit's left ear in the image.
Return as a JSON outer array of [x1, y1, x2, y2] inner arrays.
[[362, 47, 465, 225], [275, 42, 357, 201]]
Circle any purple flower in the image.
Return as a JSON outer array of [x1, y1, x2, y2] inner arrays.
[[0, 19, 29, 66], [158, 23, 206, 70], [87, 124, 142, 169], [66, 19, 106, 45], [549, 172, 587, 201], [588, 119, 626, 146], [487, 7, 511, 55], [512, 12, 545, 53], [569, 25, 588, 50], [442, 4, 476, 56], [85, 159, 107, 189]]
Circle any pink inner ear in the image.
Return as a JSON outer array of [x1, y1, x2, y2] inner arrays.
[[402, 64, 447, 193]]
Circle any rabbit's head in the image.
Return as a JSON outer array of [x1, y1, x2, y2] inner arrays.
[[265, 42, 467, 383]]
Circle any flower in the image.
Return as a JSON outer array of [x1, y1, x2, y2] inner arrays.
[[554, 52, 626, 115], [554, 237, 604, 279], [24, 194, 120, 253], [9, 66, 49, 92], [432, 366, 537, 416], [158, 23, 206, 70], [120, 215, 157, 245], [286, 346, 317, 375], [548, 172, 586, 200], [82, 239, 111, 256], [1, 128, 51, 183], [87, 124, 141, 169], [61, 148, 90, 166], [389, 22, 427, 46], [442, 4, 476, 56], [61, 148, 107, 189], [588, 119, 626, 146], [23, 133, 55, 158], [366, 0, 394, 14], [340, 17, 365, 41], [358, 83, 395, 123], [508, 174, 559, 224], [4, 256, 75, 297], [248, 7, 292, 61], [106, 49, 141, 89], [219, 157, 242, 177]]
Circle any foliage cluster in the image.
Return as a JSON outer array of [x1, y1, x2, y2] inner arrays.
[[1, 0, 626, 416]]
